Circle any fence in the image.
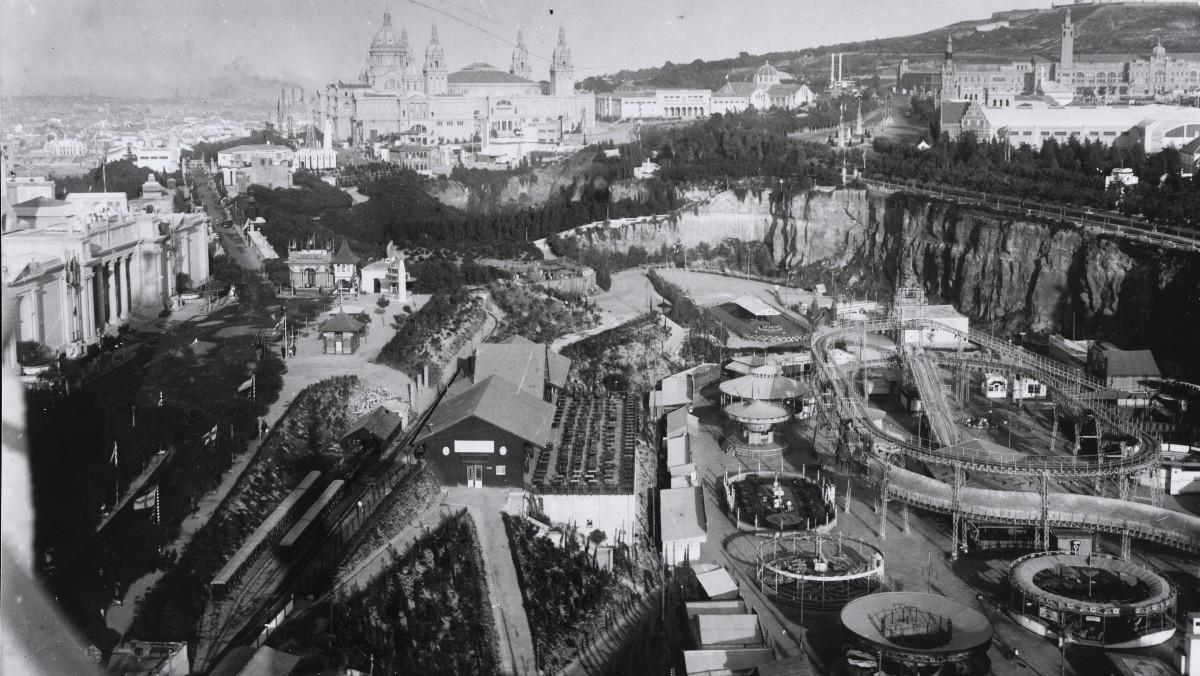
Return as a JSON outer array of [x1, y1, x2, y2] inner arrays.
[[860, 178, 1200, 253]]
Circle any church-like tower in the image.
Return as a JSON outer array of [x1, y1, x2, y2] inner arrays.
[[424, 23, 448, 95], [510, 29, 532, 80], [941, 34, 956, 100], [550, 24, 575, 97], [1060, 9, 1075, 82]]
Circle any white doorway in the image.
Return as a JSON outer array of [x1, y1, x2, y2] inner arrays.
[[466, 464, 484, 488]]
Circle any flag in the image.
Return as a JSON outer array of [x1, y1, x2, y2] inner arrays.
[[109, 442, 119, 467], [202, 423, 219, 446], [133, 486, 158, 511], [273, 316, 286, 334], [237, 374, 255, 393]]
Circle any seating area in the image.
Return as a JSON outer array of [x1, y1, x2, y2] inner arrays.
[[528, 393, 637, 493]]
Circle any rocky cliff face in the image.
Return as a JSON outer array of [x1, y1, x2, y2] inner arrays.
[[567, 186, 1200, 374]]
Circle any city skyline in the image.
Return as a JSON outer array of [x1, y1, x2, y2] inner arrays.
[[0, 0, 1057, 98]]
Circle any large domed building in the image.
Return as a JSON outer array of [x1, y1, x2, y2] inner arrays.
[[323, 14, 595, 149]]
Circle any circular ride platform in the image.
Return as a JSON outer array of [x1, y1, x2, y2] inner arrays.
[[757, 533, 884, 610], [841, 592, 993, 674], [724, 470, 835, 533], [1007, 551, 1177, 648]]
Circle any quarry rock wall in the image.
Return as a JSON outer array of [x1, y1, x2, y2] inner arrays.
[[566, 186, 1200, 372]]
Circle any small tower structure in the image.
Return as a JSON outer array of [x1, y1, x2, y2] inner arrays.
[[510, 29, 532, 80], [550, 24, 576, 97], [423, 23, 448, 95]]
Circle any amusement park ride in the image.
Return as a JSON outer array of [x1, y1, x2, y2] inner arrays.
[[708, 284, 1199, 671]]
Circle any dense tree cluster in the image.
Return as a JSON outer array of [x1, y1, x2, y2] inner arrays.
[[642, 110, 841, 184], [869, 135, 1200, 227], [56, 158, 152, 199]]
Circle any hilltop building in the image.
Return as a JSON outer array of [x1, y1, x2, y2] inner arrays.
[[597, 62, 815, 121], [907, 10, 1200, 106], [217, 143, 294, 196], [322, 14, 595, 151]]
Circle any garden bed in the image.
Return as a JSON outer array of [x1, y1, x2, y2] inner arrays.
[[489, 282, 599, 344], [503, 514, 639, 673], [316, 509, 499, 674], [377, 289, 486, 382], [561, 313, 680, 393]]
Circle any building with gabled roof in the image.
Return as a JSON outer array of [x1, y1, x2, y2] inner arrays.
[[418, 374, 557, 487], [473, 334, 571, 401]]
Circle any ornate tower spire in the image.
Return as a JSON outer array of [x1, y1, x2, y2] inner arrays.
[[424, 22, 447, 95], [510, 28, 532, 80], [550, 23, 575, 96]]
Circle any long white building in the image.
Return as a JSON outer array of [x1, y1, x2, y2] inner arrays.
[[596, 63, 815, 121]]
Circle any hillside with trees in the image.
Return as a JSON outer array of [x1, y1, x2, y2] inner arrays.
[[583, 4, 1200, 91]]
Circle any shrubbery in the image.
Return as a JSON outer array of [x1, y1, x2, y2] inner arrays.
[[503, 515, 637, 673], [331, 510, 500, 675], [490, 283, 599, 344]]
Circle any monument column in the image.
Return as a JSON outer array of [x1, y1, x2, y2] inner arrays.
[[105, 261, 119, 325], [123, 254, 134, 319]]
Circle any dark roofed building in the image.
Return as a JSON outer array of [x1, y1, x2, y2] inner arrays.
[[418, 375, 556, 487], [341, 405, 405, 453], [318, 312, 368, 354]]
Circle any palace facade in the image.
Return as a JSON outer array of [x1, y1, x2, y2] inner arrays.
[[322, 13, 595, 147]]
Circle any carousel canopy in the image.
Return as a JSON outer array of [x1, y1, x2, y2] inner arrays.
[[719, 373, 805, 401], [723, 399, 791, 424]]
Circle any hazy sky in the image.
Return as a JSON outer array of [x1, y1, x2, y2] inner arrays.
[[0, 0, 1055, 97]]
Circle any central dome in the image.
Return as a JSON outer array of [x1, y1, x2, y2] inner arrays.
[[371, 12, 403, 50], [754, 61, 782, 85]]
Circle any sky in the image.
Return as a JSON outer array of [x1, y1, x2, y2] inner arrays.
[[0, 0, 1056, 97]]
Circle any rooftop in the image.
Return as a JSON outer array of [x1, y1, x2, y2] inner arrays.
[[422, 375, 557, 449], [473, 336, 571, 398], [1102, 349, 1160, 378], [660, 486, 707, 543], [318, 312, 367, 333]]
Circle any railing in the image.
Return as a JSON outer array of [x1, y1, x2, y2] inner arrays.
[[860, 178, 1200, 253]]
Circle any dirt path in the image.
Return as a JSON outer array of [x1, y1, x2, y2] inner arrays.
[[443, 487, 537, 676]]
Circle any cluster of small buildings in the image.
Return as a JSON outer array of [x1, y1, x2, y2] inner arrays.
[[596, 62, 816, 121], [2, 171, 211, 368], [280, 238, 409, 303]]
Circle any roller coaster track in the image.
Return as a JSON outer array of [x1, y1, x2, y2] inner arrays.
[[813, 317, 1200, 554], [815, 319, 1157, 477], [906, 348, 962, 447], [875, 459, 1200, 554]]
